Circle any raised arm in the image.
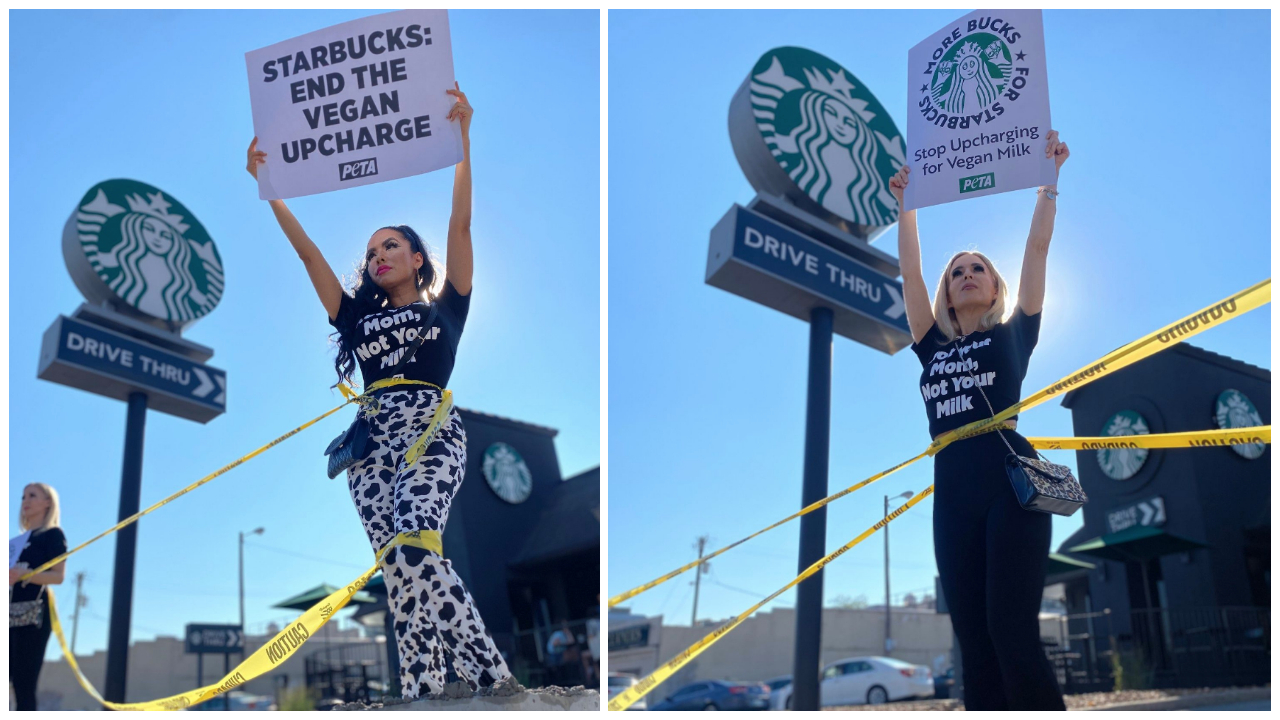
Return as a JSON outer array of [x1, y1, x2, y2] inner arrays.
[[247, 138, 345, 321], [889, 166, 936, 344], [1017, 130, 1069, 316], [444, 83, 474, 296]]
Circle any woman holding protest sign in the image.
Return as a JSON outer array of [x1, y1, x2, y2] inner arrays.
[[888, 131, 1069, 711], [247, 83, 512, 699], [10, 483, 68, 711]]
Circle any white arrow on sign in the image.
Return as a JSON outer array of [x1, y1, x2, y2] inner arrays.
[[1139, 501, 1155, 526], [192, 367, 215, 398], [1152, 497, 1166, 524], [883, 284, 906, 319], [213, 375, 226, 405], [228, 629, 241, 647], [190, 630, 202, 646]]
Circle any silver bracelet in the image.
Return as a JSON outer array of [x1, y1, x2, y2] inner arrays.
[[1037, 187, 1058, 200]]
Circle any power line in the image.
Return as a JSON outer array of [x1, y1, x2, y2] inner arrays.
[[244, 541, 371, 571]]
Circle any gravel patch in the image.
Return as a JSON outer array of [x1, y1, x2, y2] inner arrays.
[[332, 681, 593, 710]]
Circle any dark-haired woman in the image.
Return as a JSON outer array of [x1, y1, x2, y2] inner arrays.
[[247, 84, 510, 698], [888, 131, 1070, 711]]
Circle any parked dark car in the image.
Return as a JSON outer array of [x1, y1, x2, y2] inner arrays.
[[934, 667, 955, 699], [648, 680, 771, 711]]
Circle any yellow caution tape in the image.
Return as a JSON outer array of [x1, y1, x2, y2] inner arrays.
[[927, 278, 1271, 452], [20, 379, 445, 582], [49, 529, 442, 711], [405, 390, 453, 468], [1028, 426, 1270, 451], [608, 278, 1270, 609], [608, 487, 935, 711]]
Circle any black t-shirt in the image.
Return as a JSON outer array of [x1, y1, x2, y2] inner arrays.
[[910, 308, 1041, 439], [11, 527, 67, 606], [329, 279, 470, 389]]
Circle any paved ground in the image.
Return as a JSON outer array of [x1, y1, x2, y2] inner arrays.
[[1189, 699, 1270, 712], [825, 685, 1270, 711]]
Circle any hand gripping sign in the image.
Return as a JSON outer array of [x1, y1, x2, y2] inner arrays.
[[904, 9, 1057, 210], [246, 10, 461, 200]]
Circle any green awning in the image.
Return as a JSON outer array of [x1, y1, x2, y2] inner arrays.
[[1067, 525, 1209, 563], [1046, 553, 1096, 577], [272, 583, 377, 611]]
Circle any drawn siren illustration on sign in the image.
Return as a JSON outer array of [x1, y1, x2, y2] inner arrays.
[[729, 47, 907, 241], [63, 179, 224, 328]]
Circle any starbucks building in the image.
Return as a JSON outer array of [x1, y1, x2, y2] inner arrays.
[[352, 409, 601, 690], [1048, 342, 1269, 687]]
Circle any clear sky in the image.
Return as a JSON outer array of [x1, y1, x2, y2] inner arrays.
[[9, 9, 599, 660], [609, 10, 1270, 628]]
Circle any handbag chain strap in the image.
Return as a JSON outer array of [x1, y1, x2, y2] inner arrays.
[[951, 334, 1041, 462], [357, 302, 440, 418]]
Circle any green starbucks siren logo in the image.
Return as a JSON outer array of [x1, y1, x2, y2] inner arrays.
[[733, 47, 905, 236], [929, 34, 1013, 115], [483, 442, 533, 504], [1214, 389, 1266, 460], [1098, 410, 1150, 481], [65, 179, 223, 324]]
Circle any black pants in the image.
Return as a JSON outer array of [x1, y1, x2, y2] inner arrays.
[[10, 618, 52, 711], [933, 431, 1065, 711]]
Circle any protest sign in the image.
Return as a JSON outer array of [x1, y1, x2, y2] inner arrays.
[[904, 10, 1055, 210], [10, 531, 31, 569], [245, 10, 461, 200]]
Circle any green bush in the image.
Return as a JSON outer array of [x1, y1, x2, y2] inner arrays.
[[277, 687, 317, 711], [1110, 648, 1150, 691]]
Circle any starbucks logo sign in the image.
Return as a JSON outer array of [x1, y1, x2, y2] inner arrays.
[[1214, 389, 1266, 460], [730, 47, 905, 238], [63, 180, 223, 325], [929, 35, 1013, 115], [1098, 410, 1150, 481], [483, 442, 532, 504]]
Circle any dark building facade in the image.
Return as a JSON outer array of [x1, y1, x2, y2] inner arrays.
[[355, 407, 600, 693], [1052, 343, 1269, 687]]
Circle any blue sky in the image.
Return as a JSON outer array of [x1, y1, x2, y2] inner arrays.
[[9, 10, 599, 660], [609, 11, 1270, 626]]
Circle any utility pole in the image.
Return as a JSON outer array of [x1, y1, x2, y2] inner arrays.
[[71, 571, 87, 656], [884, 492, 913, 657], [691, 536, 709, 626]]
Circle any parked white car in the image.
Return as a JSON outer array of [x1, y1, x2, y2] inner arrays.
[[608, 672, 648, 710], [770, 656, 933, 709]]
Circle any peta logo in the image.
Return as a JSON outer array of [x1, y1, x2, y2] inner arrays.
[[959, 172, 994, 193], [339, 158, 379, 181]]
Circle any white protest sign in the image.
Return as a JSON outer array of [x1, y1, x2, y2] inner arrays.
[[246, 10, 462, 200], [904, 9, 1055, 210], [10, 530, 31, 569]]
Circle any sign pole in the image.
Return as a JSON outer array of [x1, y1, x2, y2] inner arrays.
[[104, 391, 148, 704], [791, 306, 833, 711]]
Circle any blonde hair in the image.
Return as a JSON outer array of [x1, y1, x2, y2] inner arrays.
[[20, 483, 61, 531], [931, 250, 1009, 341]]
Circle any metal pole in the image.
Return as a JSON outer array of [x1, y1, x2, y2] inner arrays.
[[791, 306, 833, 712], [884, 495, 891, 656], [105, 391, 148, 705], [691, 536, 707, 627], [238, 527, 244, 645], [224, 653, 231, 710], [71, 571, 86, 656]]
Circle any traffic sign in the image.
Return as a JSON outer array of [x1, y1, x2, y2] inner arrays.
[[185, 624, 244, 654], [38, 314, 227, 423], [707, 203, 912, 354]]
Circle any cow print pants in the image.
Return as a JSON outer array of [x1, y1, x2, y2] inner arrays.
[[346, 388, 511, 698]]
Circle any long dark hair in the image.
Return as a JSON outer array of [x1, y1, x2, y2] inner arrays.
[[331, 225, 438, 387]]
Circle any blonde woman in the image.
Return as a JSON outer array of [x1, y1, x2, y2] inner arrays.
[[888, 130, 1069, 711], [9, 483, 67, 711]]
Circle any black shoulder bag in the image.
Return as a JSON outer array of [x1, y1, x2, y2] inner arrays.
[[953, 336, 1087, 517], [325, 302, 439, 479]]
